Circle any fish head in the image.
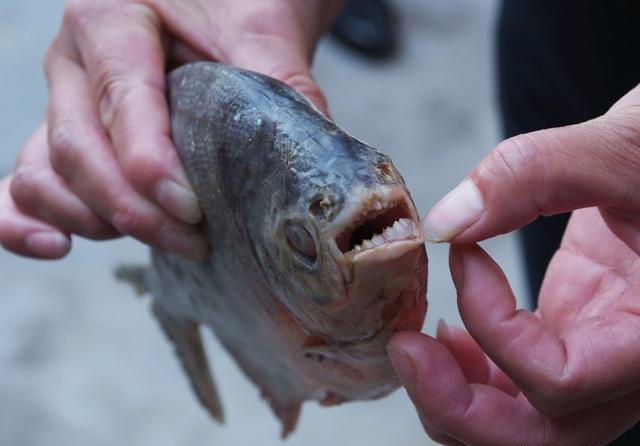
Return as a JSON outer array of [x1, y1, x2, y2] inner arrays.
[[263, 127, 428, 400]]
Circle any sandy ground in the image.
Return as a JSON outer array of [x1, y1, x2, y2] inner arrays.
[[0, 1, 527, 445]]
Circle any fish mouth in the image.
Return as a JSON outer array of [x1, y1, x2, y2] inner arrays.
[[332, 187, 423, 260]]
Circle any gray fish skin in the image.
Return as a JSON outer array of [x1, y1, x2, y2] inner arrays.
[[142, 62, 427, 437]]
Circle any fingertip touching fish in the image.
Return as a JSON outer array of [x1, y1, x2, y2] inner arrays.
[[117, 62, 428, 438]]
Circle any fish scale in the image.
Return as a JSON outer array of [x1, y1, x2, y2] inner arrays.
[[118, 62, 428, 437]]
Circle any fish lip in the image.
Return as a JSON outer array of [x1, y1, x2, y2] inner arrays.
[[325, 185, 424, 262], [347, 236, 424, 263], [331, 325, 392, 349], [303, 307, 409, 359], [301, 324, 391, 359]]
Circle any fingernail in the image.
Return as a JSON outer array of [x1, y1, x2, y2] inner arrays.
[[25, 232, 71, 257], [160, 227, 209, 261], [387, 346, 417, 389], [155, 180, 203, 225], [423, 179, 484, 243], [436, 319, 449, 342]]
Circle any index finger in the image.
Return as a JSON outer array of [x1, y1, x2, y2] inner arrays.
[[388, 332, 640, 446], [65, 3, 202, 224], [422, 117, 640, 246], [450, 244, 640, 417]]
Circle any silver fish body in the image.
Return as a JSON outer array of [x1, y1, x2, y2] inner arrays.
[[124, 62, 427, 437]]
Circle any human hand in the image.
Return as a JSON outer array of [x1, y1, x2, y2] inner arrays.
[[388, 84, 640, 445], [0, 0, 343, 260]]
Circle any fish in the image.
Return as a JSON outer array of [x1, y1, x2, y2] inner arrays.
[[117, 62, 428, 437]]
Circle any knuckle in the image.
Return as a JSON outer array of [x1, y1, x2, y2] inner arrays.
[[111, 200, 137, 234], [91, 45, 160, 116], [491, 135, 537, 183], [606, 114, 640, 151], [527, 373, 583, 417], [92, 56, 139, 130], [94, 52, 127, 102], [119, 148, 172, 193], [49, 120, 82, 176], [10, 166, 41, 203], [95, 72, 163, 133], [63, 0, 97, 28], [423, 399, 472, 434], [43, 43, 58, 74], [43, 34, 69, 77], [488, 134, 547, 211], [110, 199, 151, 237], [120, 150, 157, 182], [600, 115, 640, 180]]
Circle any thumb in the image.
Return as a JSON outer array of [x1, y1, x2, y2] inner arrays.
[[146, 0, 332, 115], [423, 105, 640, 252], [228, 35, 329, 116]]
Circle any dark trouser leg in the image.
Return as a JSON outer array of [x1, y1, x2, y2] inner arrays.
[[498, 0, 640, 300], [497, 0, 640, 443]]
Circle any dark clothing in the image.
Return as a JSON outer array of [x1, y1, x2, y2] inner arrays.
[[499, 0, 640, 136], [497, 0, 640, 443], [497, 0, 640, 302]]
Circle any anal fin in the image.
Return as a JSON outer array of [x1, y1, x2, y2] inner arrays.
[[152, 303, 224, 423]]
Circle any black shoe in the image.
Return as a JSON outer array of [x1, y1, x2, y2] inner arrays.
[[330, 0, 397, 59]]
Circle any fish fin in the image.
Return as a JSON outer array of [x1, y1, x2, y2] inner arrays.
[[260, 389, 302, 438], [152, 302, 225, 423], [115, 265, 150, 295], [320, 391, 347, 407]]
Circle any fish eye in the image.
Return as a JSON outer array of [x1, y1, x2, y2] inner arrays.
[[284, 223, 317, 264]]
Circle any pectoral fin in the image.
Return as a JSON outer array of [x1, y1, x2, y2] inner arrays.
[[115, 265, 150, 295], [152, 303, 224, 423]]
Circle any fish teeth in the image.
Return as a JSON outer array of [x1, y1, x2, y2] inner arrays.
[[371, 234, 385, 247], [349, 218, 419, 254], [380, 218, 417, 242]]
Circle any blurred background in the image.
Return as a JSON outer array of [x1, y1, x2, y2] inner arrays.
[[0, 0, 526, 445]]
